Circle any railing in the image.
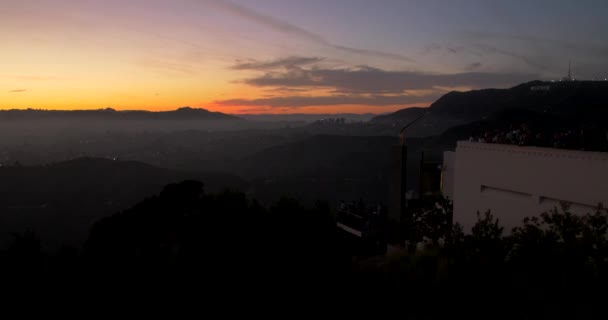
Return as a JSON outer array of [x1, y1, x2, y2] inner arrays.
[[336, 209, 378, 238]]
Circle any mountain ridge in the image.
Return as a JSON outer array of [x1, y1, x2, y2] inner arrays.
[[0, 107, 241, 121], [371, 80, 608, 137]]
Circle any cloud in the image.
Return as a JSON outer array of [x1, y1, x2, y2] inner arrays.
[[471, 43, 552, 71], [8, 89, 26, 93], [466, 32, 608, 74], [465, 62, 482, 71], [215, 93, 440, 108], [422, 43, 442, 55], [239, 66, 536, 94], [421, 44, 468, 56], [209, 0, 414, 62], [468, 31, 608, 56], [263, 87, 311, 93], [210, 0, 325, 41], [330, 45, 414, 62], [231, 56, 324, 70]]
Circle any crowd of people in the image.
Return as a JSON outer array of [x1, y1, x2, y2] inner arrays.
[[469, 123, 608, 151]]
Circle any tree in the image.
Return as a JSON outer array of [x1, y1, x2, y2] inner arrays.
[[410, 195, 453, 249], [467, 210, 506, 265], [8, 230, 42, 261]]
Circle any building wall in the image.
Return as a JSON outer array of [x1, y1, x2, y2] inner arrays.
[[451, 141, 608, 232]]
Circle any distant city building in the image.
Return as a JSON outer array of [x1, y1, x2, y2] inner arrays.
[[442, 141, 608, 232]]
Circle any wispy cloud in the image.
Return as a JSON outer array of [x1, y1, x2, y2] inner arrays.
[[208, 0, 414, 63], [421, 43, 442, 55], [263, 87, 311, 93], [465, 31, 608, 74], [421, 44, 469, 56], [470, 43, 552, 71], [215, 93, 440, 108], [8, 89, 26, 93], [239, 65, 536, 94], [209, 0, 325, 42], [465, 62, 482, 71], [330, 45, 414, 62], [231, 56, 324, 70], [468, 31, 608, 56]]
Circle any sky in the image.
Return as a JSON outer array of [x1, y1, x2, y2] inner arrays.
[[1, 0, 608, 114]]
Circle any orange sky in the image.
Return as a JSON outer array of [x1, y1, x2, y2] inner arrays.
[[3, 1, 599, 114]]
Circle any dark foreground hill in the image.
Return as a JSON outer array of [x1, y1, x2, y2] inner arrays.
[[4, 180, 606, 317], [0, 158, 246, 250], [372, 80, 608, 137]]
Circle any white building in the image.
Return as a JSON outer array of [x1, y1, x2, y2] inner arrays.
[[442, 141, 608, 232]]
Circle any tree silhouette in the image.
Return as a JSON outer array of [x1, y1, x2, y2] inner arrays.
[[2, 181, 606, 317], [410, 195, 453, 249], [8, 230, 41, 261]]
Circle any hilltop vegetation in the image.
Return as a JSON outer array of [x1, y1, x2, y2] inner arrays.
[[0, 158, 245, 250], [372, 81, 608, 137], [2, 181, 607, 316]]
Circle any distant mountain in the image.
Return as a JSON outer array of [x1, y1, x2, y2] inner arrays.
[[0, 158, 246, 250], [0, 107, 241, 121], [371, 81, 608, 137]]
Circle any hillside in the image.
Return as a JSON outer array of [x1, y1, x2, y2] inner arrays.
[[371, 81, 608, 137], [235, 134, 438, 205], [0, 158, 246, 250], [238, 135, 396, 179]]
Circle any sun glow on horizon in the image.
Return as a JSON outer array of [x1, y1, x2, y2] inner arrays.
[[2, 0, 604, 114]]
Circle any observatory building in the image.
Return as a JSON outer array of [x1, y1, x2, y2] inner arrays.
[[442, 141, 608, 232]]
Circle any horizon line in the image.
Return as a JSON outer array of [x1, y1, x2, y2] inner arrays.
[[0, 106, 418, 115]]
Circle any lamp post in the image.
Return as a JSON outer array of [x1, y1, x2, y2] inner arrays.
[[393, 111, 429, 248]]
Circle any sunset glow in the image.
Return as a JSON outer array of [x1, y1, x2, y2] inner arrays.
[[2, 0, 607, 114]]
